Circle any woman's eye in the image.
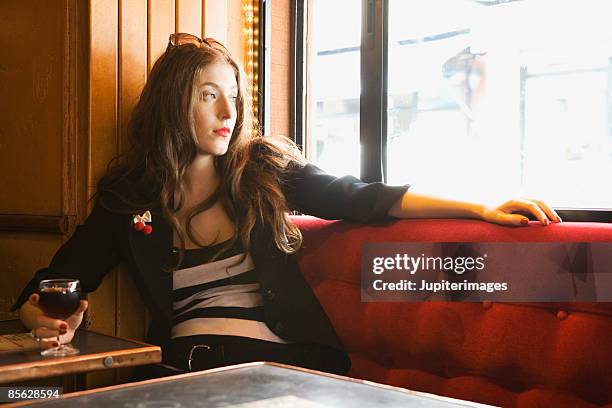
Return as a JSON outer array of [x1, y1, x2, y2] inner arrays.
[[202, 92, 216, 101]]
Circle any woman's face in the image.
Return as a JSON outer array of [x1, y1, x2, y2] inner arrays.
[[191, 62, 238, 157]]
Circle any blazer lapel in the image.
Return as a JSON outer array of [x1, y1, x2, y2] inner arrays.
[[128, 206, 174, 327]]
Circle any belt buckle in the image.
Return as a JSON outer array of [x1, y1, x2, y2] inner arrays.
[[187, 344, 211, 372]]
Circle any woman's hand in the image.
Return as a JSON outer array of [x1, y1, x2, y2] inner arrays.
[[388, 191, 562, 227], [478, 199, 562, 227], [24, 293, 88, 350]]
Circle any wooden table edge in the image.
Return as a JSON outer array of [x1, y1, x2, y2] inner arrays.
[[0, 345, 161, 384]]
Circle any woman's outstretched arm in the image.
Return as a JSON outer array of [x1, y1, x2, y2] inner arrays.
[[388, 190, 561, 227]]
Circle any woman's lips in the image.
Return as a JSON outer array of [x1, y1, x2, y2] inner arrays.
[[214, 127, 231, 137]]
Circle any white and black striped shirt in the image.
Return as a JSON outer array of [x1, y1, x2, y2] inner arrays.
[[171, 241, 286, 343]]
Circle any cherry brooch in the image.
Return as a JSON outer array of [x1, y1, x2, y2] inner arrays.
[[133, 211, 153, 235]]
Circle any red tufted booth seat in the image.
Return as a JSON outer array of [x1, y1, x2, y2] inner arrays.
[[292, 216, 612, 408]]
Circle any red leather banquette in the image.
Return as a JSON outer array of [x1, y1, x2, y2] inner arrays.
[[294, 217, 612, 408]]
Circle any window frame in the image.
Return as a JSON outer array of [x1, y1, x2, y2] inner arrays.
[[359, 0, 387, 183], [258, 0, 272, 136], [291, 0, 306, 150], [292, 0, 612, 222]]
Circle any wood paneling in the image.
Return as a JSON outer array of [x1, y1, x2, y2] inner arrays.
[[115, 1, 149, 384], [0, 214, 71, 234], [3, 0, 252, 388], [87, 0, 120, 389], [270, 0, 291, 139], [0, 1, 64, 215], [0, 234, 64, 321], [148, 0, 175, 71], [0, 0, 88, 324], [176, 0, 203, 36], [63, 0, 87, 233], [119, 0, 148, 151], [89, 0, 119, 191], [206, 0, 229, 47]]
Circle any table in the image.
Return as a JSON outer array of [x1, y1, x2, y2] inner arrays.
[[14, 362, 498, 407], [0, 320, 161, 384]]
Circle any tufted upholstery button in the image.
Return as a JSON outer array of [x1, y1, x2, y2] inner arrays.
[[265, 289, 276, 301], [556, 310, 568, 320], [482, 300, 492, 310], [274, 322, 285, 334]]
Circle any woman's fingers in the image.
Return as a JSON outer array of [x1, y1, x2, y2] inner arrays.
[[28, 293, 39, 305], [65, 300, 88, 324], [486, 198, 560, 227], [512, 199, 549, 225], [500, 199, 552, 226], [38, 338, 61, 349], [530, 199, 562, 223], [35, 314, 68, 333], [488, 211, 529, 227], [76, 300, 88, 314], [32, 326, 65, 339]]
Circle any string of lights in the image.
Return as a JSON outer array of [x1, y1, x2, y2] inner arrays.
[[243, 0, 259, 128]]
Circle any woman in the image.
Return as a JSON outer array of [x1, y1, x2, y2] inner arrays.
[[12, 33, 560, 379]]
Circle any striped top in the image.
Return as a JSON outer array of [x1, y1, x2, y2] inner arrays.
[[171, 241, 286, 343]]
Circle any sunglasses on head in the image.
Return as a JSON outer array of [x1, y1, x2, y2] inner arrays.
[[168, 33, 229, 53]]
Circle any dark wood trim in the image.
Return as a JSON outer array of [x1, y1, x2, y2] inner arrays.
[[75, 0, 90, 224], [63, 0, 90, 232], [0, 323, 162, 386], [360, 0, 385, 182], [60, 0, 90, 236], [0, 346, 161, 385], [63, 0, 77, 236], [0, 214, 73, 234], [258, 0, 271, 137], [291, 0, 305, 148]]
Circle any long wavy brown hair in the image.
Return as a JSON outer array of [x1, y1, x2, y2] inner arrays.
[[97, 37, 305, 269]]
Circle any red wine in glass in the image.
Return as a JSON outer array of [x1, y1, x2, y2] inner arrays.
[[37, 279, 81, 357], [38, 289, 80, 319]]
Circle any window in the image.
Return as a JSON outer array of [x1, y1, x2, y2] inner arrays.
[[298, 0, 612, 215], [302, 0, 361, 178]]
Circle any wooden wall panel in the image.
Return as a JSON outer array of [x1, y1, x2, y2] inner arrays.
[[1, 0, 252, 388], [148, 0, 175, 71], [1, 0, 88, 321], [206, 0, 229, 47], [87, 0, 119, 389], [0, 1, 64, 215], [89, 0, 119, 194], [270, 0, 291, 139], [116, 0, 149, 384], [0, 235, 64, 321], [119, 0, 148, 156], [176, 0, 203, 36], [88, 0, 119, 334]]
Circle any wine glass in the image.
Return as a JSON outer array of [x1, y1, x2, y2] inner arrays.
[[37, 279, 82, 357]]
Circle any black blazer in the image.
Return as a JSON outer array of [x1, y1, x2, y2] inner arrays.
[[12, 163, 408, 374]]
